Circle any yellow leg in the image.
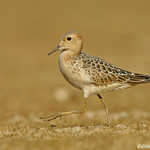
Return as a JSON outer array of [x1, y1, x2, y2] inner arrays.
[[40, 99, 87, 121], [97, 94, 110, 126]]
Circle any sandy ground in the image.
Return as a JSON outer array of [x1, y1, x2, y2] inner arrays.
[[1, 0, 150, 149]]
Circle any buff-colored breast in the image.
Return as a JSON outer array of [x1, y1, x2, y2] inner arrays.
[[58, 51, 91, 90]]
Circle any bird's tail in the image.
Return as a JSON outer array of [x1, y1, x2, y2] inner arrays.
[[128, 73, 150, 85]]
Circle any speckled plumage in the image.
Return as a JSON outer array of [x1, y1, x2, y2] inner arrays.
[[43, 31, 150, 124], [65, 51, 132, 86]]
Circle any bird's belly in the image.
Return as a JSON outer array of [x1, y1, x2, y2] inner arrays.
[[83, 83, 130, 98], [98, 83, 130, 92]]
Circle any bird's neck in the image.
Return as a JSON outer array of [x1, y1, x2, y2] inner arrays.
[[59, 50, 81, 62]]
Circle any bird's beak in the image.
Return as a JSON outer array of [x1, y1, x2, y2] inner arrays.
[[48, 45, 60, 56]]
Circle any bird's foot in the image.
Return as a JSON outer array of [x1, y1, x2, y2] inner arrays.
[[40, 113, 62, 121], [40, 110, 83, 122]]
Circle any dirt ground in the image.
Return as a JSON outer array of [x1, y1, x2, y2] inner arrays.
[[1, 0, 150, 149]]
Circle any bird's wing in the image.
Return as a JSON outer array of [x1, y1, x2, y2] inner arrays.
[[89, 63, 133, 86], [80, 52, 134, 86]]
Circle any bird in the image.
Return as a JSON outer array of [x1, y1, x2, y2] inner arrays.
[[41, 31, 150, 125]]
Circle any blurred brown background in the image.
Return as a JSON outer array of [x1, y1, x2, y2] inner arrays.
[[0, 0, 150, 119]]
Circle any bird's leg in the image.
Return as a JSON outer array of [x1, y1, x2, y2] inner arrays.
[[40, 99, 87, 121], [97, 94, 110, 126]]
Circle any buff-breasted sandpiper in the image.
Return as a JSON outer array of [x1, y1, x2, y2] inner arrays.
[[41, 31, 150, 125]]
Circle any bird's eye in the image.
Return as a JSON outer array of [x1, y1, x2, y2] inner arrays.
[[67, 37, 72, 41]]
